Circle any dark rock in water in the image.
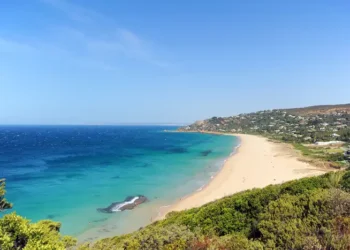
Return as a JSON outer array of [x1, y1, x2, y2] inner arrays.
[[111, 175, 120, 179], [97, 195, 147, 213], [47, 214, 56, 219], [201, 150, 212, 156]]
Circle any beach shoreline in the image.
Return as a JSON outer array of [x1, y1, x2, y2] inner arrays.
[[155, 133, 241, 218], [77, 132, 332, 243], [158, 132, 331, 218]]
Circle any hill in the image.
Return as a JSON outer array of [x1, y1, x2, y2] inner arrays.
[[285, 103, 350, 116], [179, 103, 350, 169], [179, 103, 350, 144]]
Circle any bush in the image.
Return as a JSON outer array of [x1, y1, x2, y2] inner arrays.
[[0, 213, 76, 250], [0, 179, 12, 211], [161, 175, 330, 238], [258, 189, 331, 249], [340, 171, 350, 192], [80, 225, 197, 250]]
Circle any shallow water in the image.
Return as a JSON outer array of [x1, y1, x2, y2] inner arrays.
[[0, 126, 238, 238]]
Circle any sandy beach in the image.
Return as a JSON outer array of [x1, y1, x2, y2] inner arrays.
[[162, 133, 330, 215]]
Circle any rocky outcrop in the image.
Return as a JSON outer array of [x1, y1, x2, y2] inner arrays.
[[97, 195, 147, 213]]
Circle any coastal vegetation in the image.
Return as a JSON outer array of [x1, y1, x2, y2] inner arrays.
[[3, 154, 350, 249], [179, 104, 350, 144], [292, 143, 348, 168]]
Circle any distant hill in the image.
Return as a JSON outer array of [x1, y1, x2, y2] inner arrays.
[[284, 103, 350, 116], [179, 103, 350, 144]]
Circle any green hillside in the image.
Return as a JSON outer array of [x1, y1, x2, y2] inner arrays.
[[179, 104, 350, 144], [285, 104, 350, 116], [179, 104, 350, 169]]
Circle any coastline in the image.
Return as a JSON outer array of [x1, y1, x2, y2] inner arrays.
[[77, 131, 331, 243], [76, 131, 237, 243], [155, 136, 241, 219], [158, 133, 331, 217]]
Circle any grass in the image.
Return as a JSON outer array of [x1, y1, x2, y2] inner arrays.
[[293, 143, 349, 169]]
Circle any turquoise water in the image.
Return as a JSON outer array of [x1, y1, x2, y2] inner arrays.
[[0, 126, 238, 239]]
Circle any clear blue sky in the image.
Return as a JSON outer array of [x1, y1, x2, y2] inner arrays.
[[0, 0, 349, 125]]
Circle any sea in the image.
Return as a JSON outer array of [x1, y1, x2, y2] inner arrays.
[[0, 126, 238, 241]]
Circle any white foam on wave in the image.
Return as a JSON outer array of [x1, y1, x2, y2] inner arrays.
[[230, 143, 241, 156], [111, 196, 139, 212], [197, 184, 206, 191]]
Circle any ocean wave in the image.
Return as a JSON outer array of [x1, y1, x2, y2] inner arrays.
[[111, 196, 140, 212]]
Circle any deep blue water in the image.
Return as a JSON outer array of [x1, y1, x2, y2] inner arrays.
[[0, 126, 237, 238]]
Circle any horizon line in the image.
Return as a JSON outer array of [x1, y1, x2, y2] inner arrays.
[[0, 123, 188, 126]]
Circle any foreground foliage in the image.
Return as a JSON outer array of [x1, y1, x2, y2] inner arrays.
[[4, 170, 350, 249], [80, 171, 350, 249]]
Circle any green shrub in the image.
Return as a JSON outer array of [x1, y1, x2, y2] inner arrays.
[[161, 175, 329, 239], [340, 171, 350, 192], [80, 225, 196, 250], [258, 189, 331, 249], [0, 213, 76, 250], [0, 179, 12, 211]]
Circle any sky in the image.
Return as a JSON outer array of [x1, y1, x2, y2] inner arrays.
[[0, 0, 349, 125]]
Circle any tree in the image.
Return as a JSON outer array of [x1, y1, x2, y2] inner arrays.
[[0, 179, 12, 211]]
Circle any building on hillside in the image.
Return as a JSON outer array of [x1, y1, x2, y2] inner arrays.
[[314, 141, 344, 146]]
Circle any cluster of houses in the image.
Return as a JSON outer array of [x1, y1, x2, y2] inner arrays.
[[181, 109, 350, 144]]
